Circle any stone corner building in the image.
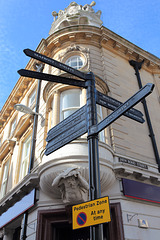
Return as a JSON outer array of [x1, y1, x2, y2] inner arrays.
[[0, 2, 160, 240]]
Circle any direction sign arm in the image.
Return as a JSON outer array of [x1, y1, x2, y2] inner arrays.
[[18, 69, 87, 88], [23, 49, 90, 80], [96, 90, 145, 123], [96, 90, 143, 116], [89, 83, 154, 135]]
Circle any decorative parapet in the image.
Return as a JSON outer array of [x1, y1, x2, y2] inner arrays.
[[49, 1, 102, 35]]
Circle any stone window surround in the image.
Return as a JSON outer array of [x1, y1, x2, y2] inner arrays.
[[0, 140, 15, 163], [8, 115, 17, 139], [62, 50, 88, 71], [14, 128, 32, 185], [27, 87, 37, 110], [0, 156, 11, 199], [18, 134, 32, 182], [45, 84, 86, 131]]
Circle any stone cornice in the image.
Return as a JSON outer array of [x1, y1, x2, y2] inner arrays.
[[0, 61, 37, 132], [114, 155, 160, 186], [0, 173, 39, 215], [100, 26, 160, 73], [44, 25, 159, 73], [45, 25, 102, 53]]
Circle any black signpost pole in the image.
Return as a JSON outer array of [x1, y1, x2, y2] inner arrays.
[[86, 73, 103, 240]]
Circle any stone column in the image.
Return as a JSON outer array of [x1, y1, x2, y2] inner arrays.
[[82, 88, 87, 105], [52, 90, 60, 126]]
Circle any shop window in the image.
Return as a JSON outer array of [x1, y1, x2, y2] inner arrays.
[[65, 55, 84, 70], [60, 89, 82, 121], [0, 159, 10, 199], [19, 135, 31, 181], [28, 89, 36, 109]]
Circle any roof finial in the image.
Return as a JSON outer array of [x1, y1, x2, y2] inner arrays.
[[52, 11, 58, 21]]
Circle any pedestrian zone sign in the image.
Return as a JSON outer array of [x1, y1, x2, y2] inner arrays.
[[72, 196, 111, 230]]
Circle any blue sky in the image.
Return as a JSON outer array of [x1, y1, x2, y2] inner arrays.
[[0, 0, 159, 110]]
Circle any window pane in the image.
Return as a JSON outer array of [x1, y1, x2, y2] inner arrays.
[[19, 135, 31, 181], [10, 118, 16, 136], [62, 90, 80, 109], [60, 89, 81, 121], [28, 90, 36, 108], [0, 160, 9, 198], [63, 109, 78, 119], [65, 56, 84, 70]]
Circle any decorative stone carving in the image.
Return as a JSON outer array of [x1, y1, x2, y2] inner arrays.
[[57, 44, 90, 71], [49, 1, 103, 35], [52, 167, 89, 204], [65, 44, 89, 54]]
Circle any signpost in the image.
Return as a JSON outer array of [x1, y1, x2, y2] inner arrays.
[[18, 69, 86, 88], [18, 49, 154, 240]]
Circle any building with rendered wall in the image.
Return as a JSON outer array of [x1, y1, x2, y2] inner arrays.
[[0, 2, 160, 240]]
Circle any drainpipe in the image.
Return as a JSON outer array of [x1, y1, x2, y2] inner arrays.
[[20, 63, 44, 240], [129, 60, 160, 172], [20, 213, 28, 240]]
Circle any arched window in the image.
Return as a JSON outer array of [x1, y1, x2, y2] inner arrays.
[[65, 56, 84, 70]]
